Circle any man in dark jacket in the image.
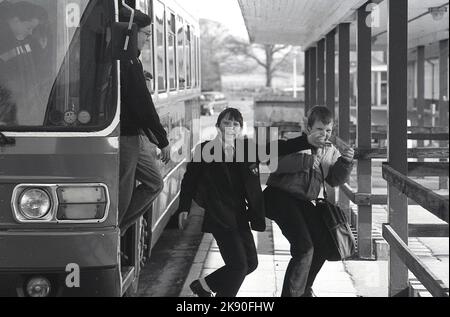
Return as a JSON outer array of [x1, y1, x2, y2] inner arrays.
[[119, 9, 170, 234], [178, 108, 324, 297]]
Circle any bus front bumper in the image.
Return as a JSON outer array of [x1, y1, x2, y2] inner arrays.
[[0, 229, 121, 297]]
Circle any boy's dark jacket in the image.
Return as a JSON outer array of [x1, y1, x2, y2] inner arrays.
[[120, 55, 169, 149], [178, 135, 313, 233]]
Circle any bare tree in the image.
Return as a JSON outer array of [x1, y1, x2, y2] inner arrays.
[[200, 19, 231, 91], [200, 19, 299, 89], [225, 37, 293, 87]]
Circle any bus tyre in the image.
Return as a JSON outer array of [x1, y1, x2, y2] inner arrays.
[[144, 210, 153, 259], [124, 216, 148, 297], [140, 217, 150, 267]]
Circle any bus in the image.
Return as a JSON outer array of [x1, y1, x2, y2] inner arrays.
[[0, 0, 201, 297]]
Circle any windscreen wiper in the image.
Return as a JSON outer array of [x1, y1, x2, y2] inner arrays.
[[0, 131, 15, 146]]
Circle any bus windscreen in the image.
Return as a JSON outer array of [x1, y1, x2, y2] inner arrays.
[[0, 0, 117, 131]]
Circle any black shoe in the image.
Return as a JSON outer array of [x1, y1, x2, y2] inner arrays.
[[301, 288, 317, 297], [190, 280, 214, 297]]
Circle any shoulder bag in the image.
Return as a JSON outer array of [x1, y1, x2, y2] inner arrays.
[[316, 165, 357, 261]]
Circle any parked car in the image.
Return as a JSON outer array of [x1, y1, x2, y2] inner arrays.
[[200, 91, 229, 116]]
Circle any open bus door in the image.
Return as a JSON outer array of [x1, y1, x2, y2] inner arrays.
[[113, 1, 147, 297]]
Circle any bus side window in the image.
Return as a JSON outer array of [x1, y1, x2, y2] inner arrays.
[[195, 35, 199, 88], [197, 35, 201, 88], [193, 32, 198, 88], [167, 12, 176, 91], [185, 25, 191, 88], [177, 16, 185, 90], [190, 28, 196, 89], [138, 0, 155, 93], [155, 0, 167, 93]]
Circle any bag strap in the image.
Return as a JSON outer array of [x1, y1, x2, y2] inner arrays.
[[319, 164, 328, 200]]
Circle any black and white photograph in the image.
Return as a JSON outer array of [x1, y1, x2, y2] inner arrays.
[[0, 0, 448, 302]]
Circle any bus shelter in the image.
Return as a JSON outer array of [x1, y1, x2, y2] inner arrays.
[[239, 0, 449, 297]]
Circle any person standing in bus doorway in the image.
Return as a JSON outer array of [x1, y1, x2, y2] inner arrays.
[[118, 9, 171, 235], [264, 106, 354, 297], [0, 1, 48, 126], [177, 108, 325, 297]]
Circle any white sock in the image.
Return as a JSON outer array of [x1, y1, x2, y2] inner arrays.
[[199, 278, 212, 293]]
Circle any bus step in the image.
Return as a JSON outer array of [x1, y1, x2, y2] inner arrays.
[[121, 266, 136, 295]]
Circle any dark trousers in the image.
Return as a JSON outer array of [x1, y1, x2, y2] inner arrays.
[[205, 228, 258, 297], [264, 186, 328, 297]]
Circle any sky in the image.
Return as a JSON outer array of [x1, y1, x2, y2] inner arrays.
[[177, 0, 249, 39]]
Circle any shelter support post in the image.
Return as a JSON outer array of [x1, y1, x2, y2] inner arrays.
[[310, 47, 317, 110], [326, 30, 337, 203], [326, 30, 336, 115], [439, 39, 449, 190], [317, 39, 326, 106], [417, 46, 425, 153], [338, 23, 351, 220], [357, 3, 373, 260], [305, 49, 311, 113], [387, 0, 409, 297]]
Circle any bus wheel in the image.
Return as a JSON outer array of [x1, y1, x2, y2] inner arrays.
[[140, 217, 150, 268], [125, 216, 149, 297], [144, 209, 153, 259]]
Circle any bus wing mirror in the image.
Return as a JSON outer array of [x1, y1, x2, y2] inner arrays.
[[112, 22, 138, 61]]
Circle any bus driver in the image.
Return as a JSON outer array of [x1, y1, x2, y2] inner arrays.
[[0, 1, 48, 126]]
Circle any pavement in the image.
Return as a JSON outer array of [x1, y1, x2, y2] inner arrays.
[[180, 217, 377, 297], [179, 199, 448, 298]]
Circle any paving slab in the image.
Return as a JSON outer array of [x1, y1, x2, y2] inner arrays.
[[181, 214, 446, 297]]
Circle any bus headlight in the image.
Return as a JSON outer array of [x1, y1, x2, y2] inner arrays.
[[19, 189, 52, 219], [12, 184, 109, 223]]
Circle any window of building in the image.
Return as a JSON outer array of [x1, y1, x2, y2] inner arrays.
[[424, 59, 440, 100]]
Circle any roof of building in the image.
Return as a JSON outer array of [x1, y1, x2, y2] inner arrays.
[[238, 0, 449, 50]]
